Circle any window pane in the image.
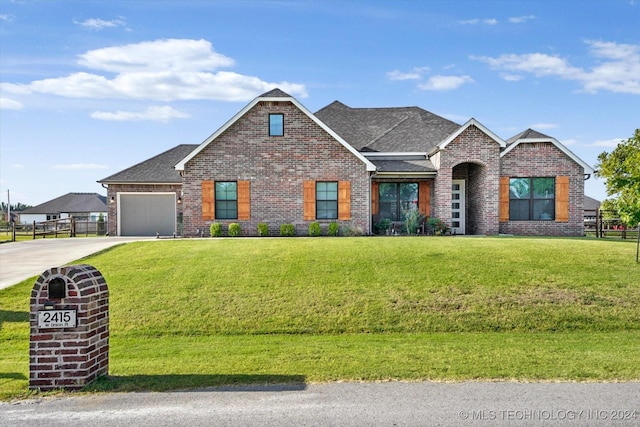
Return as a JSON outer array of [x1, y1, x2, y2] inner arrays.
[[317, 182, 337, 201], [317, 201, 338, 219], [509, 200, 530, 220], [533, 178, 555, 199], [510, 178, 530, 199], [216, 201, 237, 219], [269, 114, 283, 136], [215, 182, 237, 201], [533, 199, 554, 220], [379, 183, 397, 201]]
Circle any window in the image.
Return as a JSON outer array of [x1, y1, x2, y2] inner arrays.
[[269, 113, 284, 136], [378, 183, 418, 221], [215, 181, 237, 219], [316, 182, 338, 219], [509, 177, 555, 220]]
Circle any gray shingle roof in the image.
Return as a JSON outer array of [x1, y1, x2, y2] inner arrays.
[[260, 88, 292, 98], [368, 158, 437, 173], [98, 144, 198, 184], [21, 193, 107, 214], [315, 101, 460, 152], [506, 128, 553, 145]]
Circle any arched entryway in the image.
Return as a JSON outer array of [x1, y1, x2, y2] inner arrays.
[[452, 161, 488, 235]]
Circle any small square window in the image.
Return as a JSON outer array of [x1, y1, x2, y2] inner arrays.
[[269, 114, 284, 136]]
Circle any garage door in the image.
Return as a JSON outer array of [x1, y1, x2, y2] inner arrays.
[[119, 194, 176, 236]]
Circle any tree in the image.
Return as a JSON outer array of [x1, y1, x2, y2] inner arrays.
[[596, 129, 640, 226], [596, 129, 640, 262]]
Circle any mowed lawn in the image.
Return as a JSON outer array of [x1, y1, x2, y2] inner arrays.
[[1, 236, 639, 399]]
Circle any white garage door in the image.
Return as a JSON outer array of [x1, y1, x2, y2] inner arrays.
[[119, 193, 176, 236]]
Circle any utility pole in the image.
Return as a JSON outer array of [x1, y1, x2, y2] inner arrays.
[[7, 189, 10, 223]]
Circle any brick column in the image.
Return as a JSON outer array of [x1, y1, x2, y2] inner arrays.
[[30, 264, 109, 391]]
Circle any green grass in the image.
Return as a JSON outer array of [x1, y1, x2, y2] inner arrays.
[[1, 237, 639, 400]]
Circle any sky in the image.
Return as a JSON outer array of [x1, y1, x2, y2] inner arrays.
[[1, 0, 638, 206]]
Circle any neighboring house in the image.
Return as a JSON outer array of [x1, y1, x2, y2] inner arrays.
[[19, 193, 107, 224], [99, 89, 594, 237]]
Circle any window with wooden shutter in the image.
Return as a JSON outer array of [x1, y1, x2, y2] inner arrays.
[[499, 177, 510, 222], [555, 176, 569, 223], [338, 181, 351, 220], [237, 180, 251, 221], [202, 180, 215, 221], [418, 181, 430, 218], [303, 181, 316, 221]]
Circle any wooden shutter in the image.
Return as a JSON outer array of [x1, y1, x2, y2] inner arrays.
[[371, 181, 379, 216], [418, 181, 431, 217], [237, 180, 250, 221], [202, 180, 215, 221], [555, 176, 569, 223], [338, 181, 351, 220], [499, 177, 510, 222], [303, 181, 316, 221]]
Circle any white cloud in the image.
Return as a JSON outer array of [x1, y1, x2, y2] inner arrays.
[[2, 38, 308, 103], [501, 74, 523, 81], [91, 105, 189, 122], [459, 18, 498, 25], [471, 40, 640, 95], [0, 13, 15, 22], [418, 75, 474, 91], [51, 163, 109, 170], [588, 138, 624, 148], [509, 15, 536, 24], [386, 67, 430, 81], [75, 17, 127, 30], [0, 98, 23, 110]]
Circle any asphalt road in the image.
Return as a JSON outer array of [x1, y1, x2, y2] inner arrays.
[[1, 381, 639, 426], [0, 237, 153, 289]]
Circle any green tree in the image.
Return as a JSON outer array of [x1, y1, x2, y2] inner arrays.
[[596, 129, 640, 227]]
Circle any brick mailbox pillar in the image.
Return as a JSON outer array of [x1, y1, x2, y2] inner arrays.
[[30, 264, 109, 391]]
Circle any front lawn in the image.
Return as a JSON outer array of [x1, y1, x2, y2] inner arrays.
[[1, 237, 638, 400]]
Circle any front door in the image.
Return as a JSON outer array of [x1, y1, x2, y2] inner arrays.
[[451, 180, 465, 235]]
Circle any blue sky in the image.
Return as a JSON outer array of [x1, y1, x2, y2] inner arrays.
[[1, 0, 638, 206]]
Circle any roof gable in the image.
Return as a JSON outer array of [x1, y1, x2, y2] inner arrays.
[[435, 118, 506, 152], [176, 90, 376, 171], [21, 193, 107, 214], [501, 129, 594, 174]]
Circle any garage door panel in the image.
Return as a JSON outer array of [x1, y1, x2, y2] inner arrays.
[[120, 194, 175, 236]]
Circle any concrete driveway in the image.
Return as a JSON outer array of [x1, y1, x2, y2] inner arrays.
[[0, 237, 153, 290]]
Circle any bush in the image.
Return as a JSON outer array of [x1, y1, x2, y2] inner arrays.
[[343, 225, 363, 237], [280, 223, 295, 237], [374, 218, 392, 235], [257, 223, 269, 237], [426, 217, 449, 235], [209, 222, 222, 237], [309, 222, 321, 237], [228, 223, 241, 237], [404, 209, 426, 235], [328, 222, 340, 236]]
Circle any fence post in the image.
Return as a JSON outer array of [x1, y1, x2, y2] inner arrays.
[[12, 221, 16, 242], [33, 221, 36, 239]]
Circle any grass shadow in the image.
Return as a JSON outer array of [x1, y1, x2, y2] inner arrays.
[[84, 374, 307, 393], [0, 309, 30, 328]]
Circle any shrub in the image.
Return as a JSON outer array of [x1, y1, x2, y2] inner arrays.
[[328, 222, 340, 236], [280, 223, 295, 237], [228, 223, 241, 237], [374, 218, 392, 235], [257, 223, 269, 237], [209, 222, 222, 237], [404, 209, 426, 235], [309, 222, 321, 237], [343, 225, 364, 237], [426, 217, 449, 235]]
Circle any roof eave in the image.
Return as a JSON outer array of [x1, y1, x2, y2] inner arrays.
[[438, 118, 506, 151], [500, 138, 595, 174]]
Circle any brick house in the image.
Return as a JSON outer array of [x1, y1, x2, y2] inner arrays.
[[99, 88, 594, 237]]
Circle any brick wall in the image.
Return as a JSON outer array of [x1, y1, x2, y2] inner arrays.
[[433, 125, 501, 235], [181, 101, 371, 236], [30, 265, 109, 391], [499, 142, 585, 236]]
